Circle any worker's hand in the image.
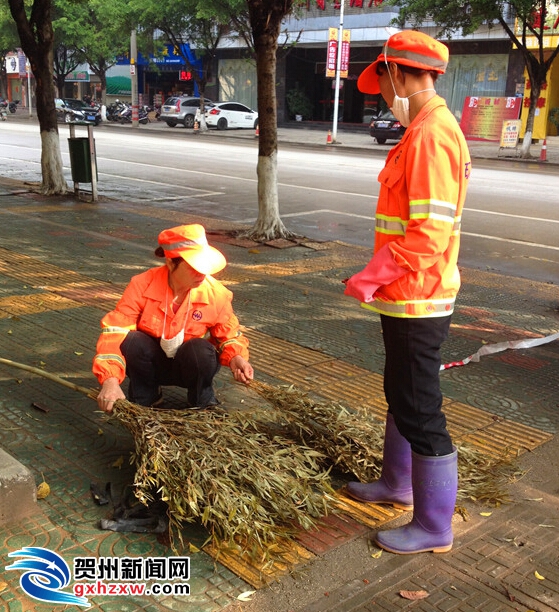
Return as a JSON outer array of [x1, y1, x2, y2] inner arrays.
[[343, 272, 378, 303], [97, 377, 126, 413], [229, 355, 254, 384]]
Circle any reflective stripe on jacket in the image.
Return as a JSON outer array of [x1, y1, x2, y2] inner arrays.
[[366, 96, 471, 318], [92, 266, 249, 384]]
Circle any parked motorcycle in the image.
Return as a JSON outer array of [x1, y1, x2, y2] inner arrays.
[[0, 98, 15, 121], [105, 100, 128, 122], [117, 104, 150, 125]]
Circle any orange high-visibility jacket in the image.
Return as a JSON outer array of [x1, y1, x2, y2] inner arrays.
[[93, 266, 249, 384], [367, 96, 471, 318]]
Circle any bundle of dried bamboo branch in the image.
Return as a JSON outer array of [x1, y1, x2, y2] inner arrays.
[[0, 358, 520, 563], [248, 381, 520, 506], [112, 400, 337, 558]]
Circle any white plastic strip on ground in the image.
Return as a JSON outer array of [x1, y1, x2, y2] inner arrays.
[[441, 332, 559, 370]]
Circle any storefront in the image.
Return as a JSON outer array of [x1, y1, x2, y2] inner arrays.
[[5, 51, 34, 108], [283, 39, 514, 126]]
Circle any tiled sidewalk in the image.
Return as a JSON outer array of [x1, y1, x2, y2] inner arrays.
[[0, 177, 558, 611]]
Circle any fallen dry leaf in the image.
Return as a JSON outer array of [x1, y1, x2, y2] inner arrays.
[[37, 481, 51, 499], [480, 512, 492, 517], [237, 590, 256, 601], [370, 549, 383, 559], [535, 571, 545, 580], [399, 590, 429, 600], [0, 580, 8, 593], [111, 456, 124, 469]]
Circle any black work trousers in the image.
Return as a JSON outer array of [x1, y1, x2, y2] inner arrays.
[[381, 314, 453, 456], [120, 331, 220, 408]]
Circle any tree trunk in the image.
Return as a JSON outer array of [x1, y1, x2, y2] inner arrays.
[[9, 0, 67, 194], [244, 0, 293, 242], [519, 69, 540, 158], [30, 46, 67, 194]]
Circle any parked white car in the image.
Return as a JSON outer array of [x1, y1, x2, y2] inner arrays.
[[205, 102, 258, 130]]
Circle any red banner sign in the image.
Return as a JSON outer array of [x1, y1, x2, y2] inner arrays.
[[326, 28, 350, 78], [326, 28, 338, 77], [460, 97, 522, 141]]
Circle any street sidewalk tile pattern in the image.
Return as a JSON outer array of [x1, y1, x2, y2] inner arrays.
[[0, 181, 558, 611]]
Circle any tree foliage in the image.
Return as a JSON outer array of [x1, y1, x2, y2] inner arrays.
[[53, 0, 134, 101], [130, 0, 233, 120], [390, 0, 559, 155]]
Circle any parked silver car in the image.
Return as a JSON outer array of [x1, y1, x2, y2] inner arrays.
[[159, 96, 214, 128]]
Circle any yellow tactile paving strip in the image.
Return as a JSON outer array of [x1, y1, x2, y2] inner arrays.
[[0, 247, 553, 588], [246, 329, 552, 457], [0, 293, 82, 318], [333, 490, 406, 529], [0, 248, 123, 311], [204, 539, 315, 590]]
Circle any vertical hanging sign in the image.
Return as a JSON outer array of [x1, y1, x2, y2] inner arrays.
[[17, 49, 27, 78], [326, 28, 338, 77], [340, 30, 351, 78], [326, 28, 350, 78]]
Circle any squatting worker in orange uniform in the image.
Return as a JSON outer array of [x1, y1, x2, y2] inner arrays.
[[93, 224, 253, 413], [343, 31, 471, 555]]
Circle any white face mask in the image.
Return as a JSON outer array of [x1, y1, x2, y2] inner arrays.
[[391, 94, 412, 128], [160, 328, 185, 359], [385, 60, 435, 128], [160, 291, 190, 358]]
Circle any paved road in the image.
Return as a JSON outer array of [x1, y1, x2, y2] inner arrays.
[[1, 118, 558, 285]]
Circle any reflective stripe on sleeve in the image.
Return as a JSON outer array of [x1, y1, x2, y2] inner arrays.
[[94, 354, 126, 368], [218, 333, 245, 352], [409, 199, 457, 222], [376, 214, 407, 236], [100, 326, 134, 335]]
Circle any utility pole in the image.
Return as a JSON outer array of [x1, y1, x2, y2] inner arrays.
[[130, 30, 139, 128], [331, 0, 344, 143], [26, 60, 32, 117]]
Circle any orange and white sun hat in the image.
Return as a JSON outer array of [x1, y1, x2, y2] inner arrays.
[[155, 224, 226, 275], [358, 30, 449, 94]]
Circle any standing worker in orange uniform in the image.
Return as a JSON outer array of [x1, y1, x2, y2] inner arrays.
[[93, 224, 253, 413], [343, 31, 471, 554]]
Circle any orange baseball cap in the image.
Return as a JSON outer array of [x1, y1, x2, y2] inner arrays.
[[358, 30, 449, 94], [155, 224, 226, 275]]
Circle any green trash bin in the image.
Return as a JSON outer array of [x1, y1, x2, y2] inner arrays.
[[68, 137, 95, 183]]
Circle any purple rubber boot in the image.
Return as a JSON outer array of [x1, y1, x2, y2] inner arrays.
[[346, 413, 413, 511], [375, 447, 458, 554]]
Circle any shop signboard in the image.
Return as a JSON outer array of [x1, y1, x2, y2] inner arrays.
[[66, 70, 90, 82], [499, 119, 522, 149], [460, 96, 522, 141]]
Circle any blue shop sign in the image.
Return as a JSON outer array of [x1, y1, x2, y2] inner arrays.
[[117, 43, 201, 69]]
